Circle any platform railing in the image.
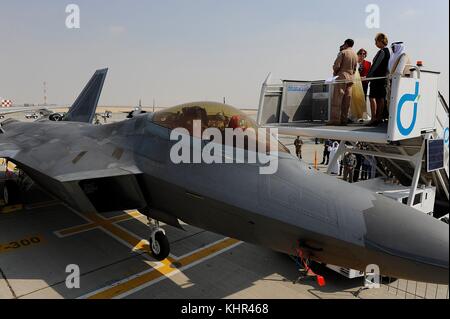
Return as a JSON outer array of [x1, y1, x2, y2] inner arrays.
[[258, 68, 440, 143]]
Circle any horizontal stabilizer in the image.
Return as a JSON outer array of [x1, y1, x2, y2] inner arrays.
[[64, 68, 108, 123]]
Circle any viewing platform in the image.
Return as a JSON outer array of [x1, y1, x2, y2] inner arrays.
[[257, 69, 446, 146], [263, 122, 389, 144], [257, 68, 449, 212]]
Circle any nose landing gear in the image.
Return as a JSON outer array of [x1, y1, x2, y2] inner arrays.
[[148, 218, 170, 261]]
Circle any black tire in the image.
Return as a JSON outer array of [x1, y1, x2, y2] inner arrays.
[[3, 180, 21, 205], [0, 183, 7, 206], [150, 231, 170, 261]]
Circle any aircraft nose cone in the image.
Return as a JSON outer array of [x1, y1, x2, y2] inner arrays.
[[363, 196, 449, 284]]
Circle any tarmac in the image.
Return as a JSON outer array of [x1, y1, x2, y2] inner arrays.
[[0, 110, 448, 299]]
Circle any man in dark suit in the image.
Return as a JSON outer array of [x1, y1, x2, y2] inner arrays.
[[321, 140, 332, 165]]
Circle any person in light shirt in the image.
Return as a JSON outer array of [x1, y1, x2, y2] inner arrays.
[[389, 42, 412, 76], [328, 39, 358, 126]]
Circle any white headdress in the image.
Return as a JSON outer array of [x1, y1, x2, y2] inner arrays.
[[389, 42, 406, 73]]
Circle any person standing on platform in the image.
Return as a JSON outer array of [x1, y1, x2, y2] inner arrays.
[[357, 48, 372, 99], [328, 39, 358, 126], [366, 33, 390, 126], [389, 42, 412, 76]]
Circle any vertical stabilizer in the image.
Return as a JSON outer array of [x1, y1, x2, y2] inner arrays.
[[64, 68, 108, 123]]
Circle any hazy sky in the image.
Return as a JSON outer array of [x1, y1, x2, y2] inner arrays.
[[0, 0, 448, 108]]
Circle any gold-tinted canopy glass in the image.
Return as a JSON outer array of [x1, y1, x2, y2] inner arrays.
[[153, 102, 257, 133], [153, 102, 289, 154]]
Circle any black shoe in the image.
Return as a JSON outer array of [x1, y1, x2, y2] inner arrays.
[[366, 120, 381, 127]]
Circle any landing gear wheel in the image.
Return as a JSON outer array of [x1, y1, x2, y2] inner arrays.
[[1, 183, 8, 206], [149, 231, 170, 261], [1, 180, 21, 206]]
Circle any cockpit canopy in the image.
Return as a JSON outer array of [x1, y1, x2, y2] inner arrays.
[[152, 102, 257, 134], [152, 102, 289, 154]]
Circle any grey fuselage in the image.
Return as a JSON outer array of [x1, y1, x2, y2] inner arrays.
[[1, 114, 448, 284]]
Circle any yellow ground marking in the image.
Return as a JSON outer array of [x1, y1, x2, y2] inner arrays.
[[0, 204, 24, 214], [107, 211, 142, 223], [58, 209, 241, 299], [55, 211, 143, 239], [56, 209, 183, 288], [25, 200, 60, 210], [83, 212, 151, 254], [132, 239, 152, 252], [0, 235, 44, 254], [85, 238, 241, 299], [0, 200, 60, 214], [55, 210, 175, 261], [56, 221, 98, 237]]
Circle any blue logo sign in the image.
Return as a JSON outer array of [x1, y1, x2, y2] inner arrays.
[[397, 82, 419, 136], [288, 85, 310, 92], [444, 127, 449, 145]]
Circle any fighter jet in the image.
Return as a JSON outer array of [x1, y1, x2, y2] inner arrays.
[[126, 100, 147, 119], [0, 69, 448, 285]]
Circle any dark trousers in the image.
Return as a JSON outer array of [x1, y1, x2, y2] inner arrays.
[[343, 166, 354, 183], [322, 151, 330, 165], [361, 165, 371, 180]]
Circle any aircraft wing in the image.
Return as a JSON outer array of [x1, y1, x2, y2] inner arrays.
[[0, 68, 150, 214], [0, 137, 146, 214], [0, 106, 63, 116], [0, 138, 184, 229], [0, 133, 142, 181]]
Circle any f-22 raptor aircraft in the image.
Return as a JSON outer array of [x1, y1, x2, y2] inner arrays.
[[0, 69, 448, 284]]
